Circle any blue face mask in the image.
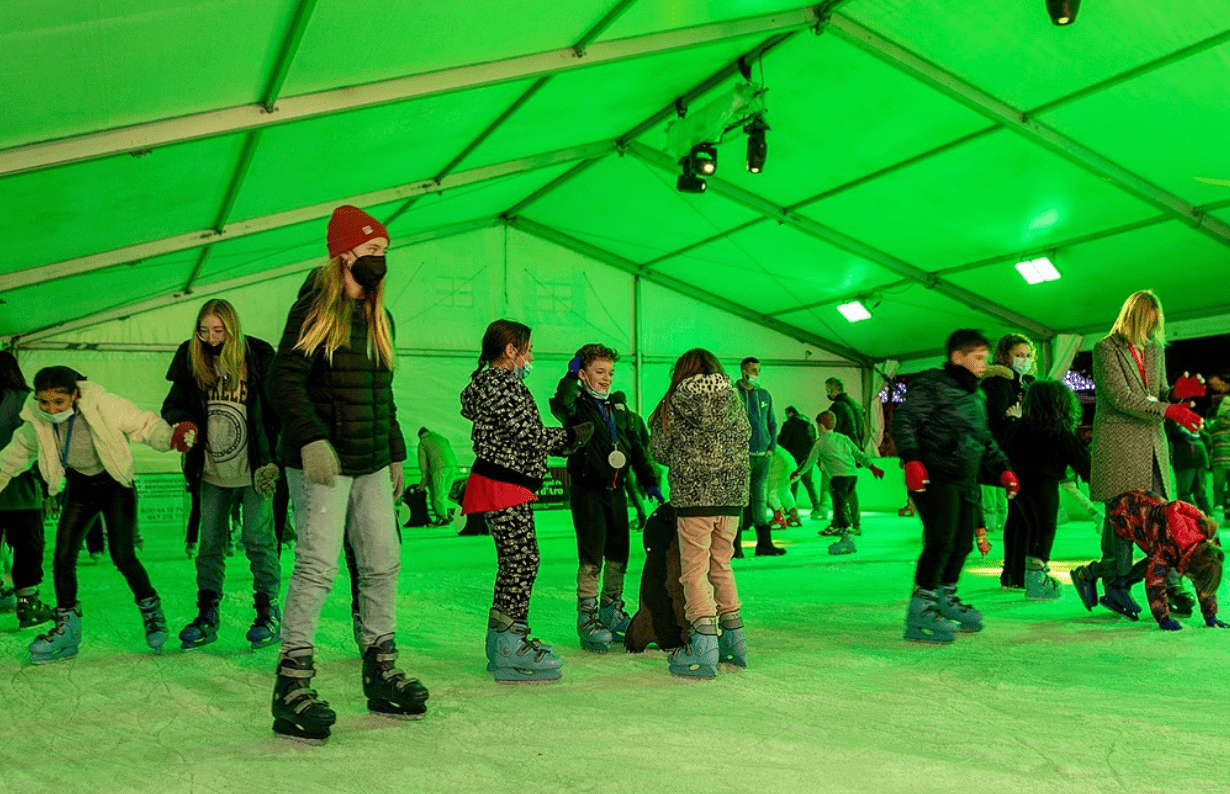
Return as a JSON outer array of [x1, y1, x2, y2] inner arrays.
[[1012, 356, 1032, 376], [41, 407, 74, 424], [514, 360, 533, 381], [583, 383, 610, 401]]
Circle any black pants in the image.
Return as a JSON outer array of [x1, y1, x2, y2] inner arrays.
[[273, 472, 291, 547], [85, 514, 105, 555], [622, 470, 648, 524], [571, 484, 630, 568], [1001, 483, 1061, 586], [913, 480, 980, 591], [54, 471, 155, 608], [829, 476, 858, 529], [186, 483, 200, 545], [0, 509, 46, 591], [790, 467, 823, 510]]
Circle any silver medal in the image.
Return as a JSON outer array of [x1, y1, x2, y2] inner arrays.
[[608, 449, 627, 469]]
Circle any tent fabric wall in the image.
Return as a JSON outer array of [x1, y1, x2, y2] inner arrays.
[[17, 226, 860, 475]]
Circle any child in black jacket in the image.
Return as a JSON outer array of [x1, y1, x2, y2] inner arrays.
[[1001, 380, 1091, 601], [892, 329, 1018, 643], [550, 343, 661, 652]]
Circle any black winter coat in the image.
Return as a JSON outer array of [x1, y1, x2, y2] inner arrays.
[[549, 374, 658, 492], [980, 364, 1034, 445], [460, 367, 570, 492], [1003, 419, 1091, 490], [162, 336, 280, 489], [828, 392, 866, 445], [266, 272, 406, 475], [777, 414, 817, 465], [893, 363, 1009, 486]]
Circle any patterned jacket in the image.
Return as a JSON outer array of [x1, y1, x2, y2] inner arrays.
[[1089, 334, 1171, 501], [1107, 490, 1218, 623], [650, 373, 750, 516], [460, 367, 569, 492]]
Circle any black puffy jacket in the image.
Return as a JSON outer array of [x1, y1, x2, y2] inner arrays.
[[549, 373, 658, 491], [892, 363, 1009, 486], [777, 414, 817, 465], [267, 272, 406, 475], [161, 336, 279, 489]]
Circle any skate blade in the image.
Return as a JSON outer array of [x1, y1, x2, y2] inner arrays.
[[179, 637, 218, 650], [273, 719, 331, 744], [30, 652, 78, 664], [273, 731, 329, 746], [669, 667, 717, 679], [493, 668, 561, 684], [578, 642, 611, 653], [369, 709, 427, 721], [1098, 598, 1141, 621], [903, 628, 955, 644], [1025, 593, 1062, 602], [250, 638, 282, 651]]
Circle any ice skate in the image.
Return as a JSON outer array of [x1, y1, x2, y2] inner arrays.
[[272, 651, 336, 744], [246, 593, 281, 650], [668, 617, 718, 679], [904, 588, 957, 643], [598, 594, 632, 644], [1070, 564, 1099, 611], [179, 590, 220, 650], [362, 638, 429, 719], [29, 604, 83, 663], [819, 524, 844, 537], [489, 612, 562, 683], [769, 509, 788, 530], [828, 532, 857, 555], [717, 611, 746, 671], [936, 585, 982, 632], [577, 597, 613, 652], [0, 586, 16, 612], [786, 507, 803, 527], [137, 595, 168, 654], [897, 502, 916, 518], [15, 588, 54, 628], [1098, 579, 1141, 621], [809, 508, 828, 522], [1167, 586, 1197, 618], [1024, 561, 1062, 601]]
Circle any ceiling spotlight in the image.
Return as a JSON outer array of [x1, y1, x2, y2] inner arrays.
[[837, 301, 872, 323], [689, 143, 717, 176], [1046, 0, 1080, 25], [745, 116, 768, 174], [677, 157, 708, 194], [1015, 256, 1061, 284]]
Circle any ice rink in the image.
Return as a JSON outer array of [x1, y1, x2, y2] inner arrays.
[[2, 506, 1227, 794]]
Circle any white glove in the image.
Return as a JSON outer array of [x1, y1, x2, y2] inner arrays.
[[390, 461, 405, 501], [301, 440, 340, 487], [254, 463, 280, 499]]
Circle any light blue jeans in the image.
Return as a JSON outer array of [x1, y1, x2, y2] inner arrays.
[[282, 467, 400, 653], [197, 481, 280, 599]]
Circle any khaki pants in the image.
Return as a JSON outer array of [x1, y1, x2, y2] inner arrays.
[[677, 515, 741, 623]]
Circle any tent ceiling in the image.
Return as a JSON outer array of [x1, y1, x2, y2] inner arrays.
[[3, 0, 1229, 362]]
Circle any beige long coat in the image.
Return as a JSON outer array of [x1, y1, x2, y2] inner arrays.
[[1089, 334, 1171, 501]]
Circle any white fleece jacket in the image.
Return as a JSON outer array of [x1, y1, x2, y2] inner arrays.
[[0, 381, 175, 495]]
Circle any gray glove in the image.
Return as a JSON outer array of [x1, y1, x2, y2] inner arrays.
[[390, 461, 405, 501], [254, 463, 280, 498], [301, 440, 340, 487]]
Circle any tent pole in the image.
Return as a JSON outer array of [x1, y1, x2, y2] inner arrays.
[[633, 275, 643, 415]]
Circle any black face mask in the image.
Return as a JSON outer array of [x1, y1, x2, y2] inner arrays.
[[202, 341, 223, 356], [351, 255, 387, 289]]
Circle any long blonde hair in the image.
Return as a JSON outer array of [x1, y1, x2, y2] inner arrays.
[[191, 299, 247, 390], [294, 257, 395, 369], [649, 348, 724, 434], [1108, 290, 1165, 348]]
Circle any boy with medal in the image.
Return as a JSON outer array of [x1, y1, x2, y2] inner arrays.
[[551, 344, 663, 652]]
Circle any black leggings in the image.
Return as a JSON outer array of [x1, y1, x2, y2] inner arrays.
[[913, 480, 980, 591], [0, 509, 46, 591], [53, 470, 155, 608]]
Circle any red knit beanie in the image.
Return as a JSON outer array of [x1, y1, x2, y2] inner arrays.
[[326, 205, 390, 258]]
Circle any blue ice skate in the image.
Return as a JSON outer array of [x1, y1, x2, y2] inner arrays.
[[490, 615, 562, 683], [1098, 579, 1141, 621], [904, 589, 956, 643], [138, 595, 168, 654], [1024, 564, 1062, 601], [577, 597, 613, 653], [1070, 564, 1099, 611], [718, 611, 746, 670], [179, 591, 220, 650], [937, 585, 982, 632], [669, 617, 719, 679], [29, 604, 82, 664], [598, 595, 632, 644], [246, 594, 281, 650], [828, 532, 857, 555]]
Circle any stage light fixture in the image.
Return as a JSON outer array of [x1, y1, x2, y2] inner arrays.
[[745, 116, 768, 174], [676, 157, 708, 193], [1046, 0, 1080, 25], [837, 301, 872, 323], [1015, 256, 1061, 284], [689, 143, 717, 176]]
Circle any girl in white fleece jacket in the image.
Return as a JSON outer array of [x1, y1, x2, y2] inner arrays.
[[0, 367, 196, 663]]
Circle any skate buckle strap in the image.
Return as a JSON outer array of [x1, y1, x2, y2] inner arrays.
[[283, 687, 329, 715], [278, 666, 316, 680], [518, 638, 551, 663]]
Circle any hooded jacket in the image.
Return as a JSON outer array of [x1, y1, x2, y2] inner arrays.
[[460, 367, 570, 492], [0, 381, 174, 495], [892, 363, 1009, 487], [266, 272, 406, 476], [549, 373, 658, 492], [161, 335, 280, 490], [650, 373, 750, 516]]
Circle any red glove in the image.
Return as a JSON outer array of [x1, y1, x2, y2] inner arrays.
[[1000, 471, 1020, 500], [975, 527, 991, 557], [171, 422, 198, 453], [904, 461, 929, 492], [869, 464, 885, 480], [1172, 372, 1206, 401], [1165, 403, 1203, 433]]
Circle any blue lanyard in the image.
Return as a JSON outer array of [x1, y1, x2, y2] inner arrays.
[[592, 397, 618, 447], [57, 414, 76, 469]]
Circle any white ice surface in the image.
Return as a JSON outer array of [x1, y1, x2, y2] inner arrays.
[[1, 509, 1227, 794]]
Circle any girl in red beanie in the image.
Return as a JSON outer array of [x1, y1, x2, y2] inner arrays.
[[266, 205, 427, 743]]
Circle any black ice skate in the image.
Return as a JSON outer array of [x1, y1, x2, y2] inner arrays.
[[362, 638, 429, 720]]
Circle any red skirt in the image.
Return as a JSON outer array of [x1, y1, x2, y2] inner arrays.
[[461, 473, 537, 515]]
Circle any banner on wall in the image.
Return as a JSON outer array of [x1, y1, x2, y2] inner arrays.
[[136, 473, 188, 530]]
